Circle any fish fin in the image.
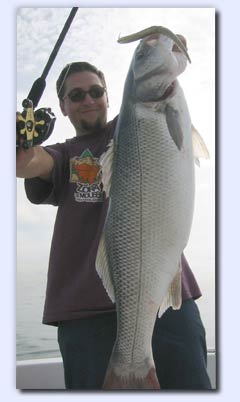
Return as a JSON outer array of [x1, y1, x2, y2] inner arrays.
[[99, 139, 114, 197], [95, 231, 115, 302], [165, 104, 184, 150], [192, 124, 210, 167], [158, 261, 182, 318], [103, 364, 160, 390]]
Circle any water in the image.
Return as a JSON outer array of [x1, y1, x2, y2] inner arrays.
[[17, 263, 215, 361], [17, 267, 60, 361]]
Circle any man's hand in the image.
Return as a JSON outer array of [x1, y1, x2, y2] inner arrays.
[[172, 35, 187, 52], [16, 112, 54, 180]]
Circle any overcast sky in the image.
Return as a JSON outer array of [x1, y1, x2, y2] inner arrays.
[[17, 6, 215, 288], [16, 7, 215, 343]]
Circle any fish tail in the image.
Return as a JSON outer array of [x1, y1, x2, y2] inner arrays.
[[102, 361, 160, 390]]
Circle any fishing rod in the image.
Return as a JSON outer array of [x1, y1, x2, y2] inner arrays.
[[17, 7, 78, 149]]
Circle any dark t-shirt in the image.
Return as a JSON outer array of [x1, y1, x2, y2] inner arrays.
[[25, 117, 201, 326]]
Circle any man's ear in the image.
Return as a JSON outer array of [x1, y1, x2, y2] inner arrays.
[[59, 100, 67, 116], [105, 93, 109, 108]]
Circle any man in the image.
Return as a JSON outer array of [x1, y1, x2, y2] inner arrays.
[[17, 61, 212, 390]]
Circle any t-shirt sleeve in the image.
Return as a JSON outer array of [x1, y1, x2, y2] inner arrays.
[[181, 253, 202, 300], [24, 143, 68, 206]]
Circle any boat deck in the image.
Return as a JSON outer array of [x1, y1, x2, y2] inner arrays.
[[16, 351, 216, 389]]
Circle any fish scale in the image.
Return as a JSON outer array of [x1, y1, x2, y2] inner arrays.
[[107, 134, 142, 364], [96, 29, 195, 389], [106, 97, 194, 365]]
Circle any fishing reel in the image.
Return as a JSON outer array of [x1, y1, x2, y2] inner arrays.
[[16, 98, 56, 149], [16, 8, 78, 149]]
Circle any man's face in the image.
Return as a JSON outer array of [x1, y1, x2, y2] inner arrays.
[[60, 71, 108, 135]]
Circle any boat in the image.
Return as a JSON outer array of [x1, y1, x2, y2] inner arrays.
[[16, 350, 216, 389]]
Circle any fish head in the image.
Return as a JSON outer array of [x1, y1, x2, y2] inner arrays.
[[119, 27, 190, 102]]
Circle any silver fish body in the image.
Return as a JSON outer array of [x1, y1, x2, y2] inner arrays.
[[96, 31, 195, 389]]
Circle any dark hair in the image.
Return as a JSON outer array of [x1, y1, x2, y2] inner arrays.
[[56, 61, 107, 100]]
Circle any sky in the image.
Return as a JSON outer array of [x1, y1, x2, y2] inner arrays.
[[1, 0, 240, 399], [17, 7, 215, 325]]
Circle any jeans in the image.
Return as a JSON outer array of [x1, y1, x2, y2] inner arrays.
[[58, 299, 212, 390]]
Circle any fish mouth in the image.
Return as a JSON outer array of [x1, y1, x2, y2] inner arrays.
[[118, 26, 191, 63], [137, 81, 177, 103], [134, 65, 159, 82]]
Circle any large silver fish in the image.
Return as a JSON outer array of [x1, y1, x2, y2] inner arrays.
[[96, 26, 203, 390]]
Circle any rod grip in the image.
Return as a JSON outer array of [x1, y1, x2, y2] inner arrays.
[[27, 77, 46, 109]]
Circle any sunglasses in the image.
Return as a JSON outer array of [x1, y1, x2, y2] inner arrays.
[[63, 85, 106, 102]]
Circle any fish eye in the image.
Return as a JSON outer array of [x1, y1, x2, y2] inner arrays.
[[136, 43, 152, 60], [136, 50, 145, 59]]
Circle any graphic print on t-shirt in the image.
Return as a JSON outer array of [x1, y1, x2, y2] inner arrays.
[[70, 149, 104, 202]]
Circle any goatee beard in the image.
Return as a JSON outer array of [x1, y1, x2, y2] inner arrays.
[[76, 118, 105, 136]]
